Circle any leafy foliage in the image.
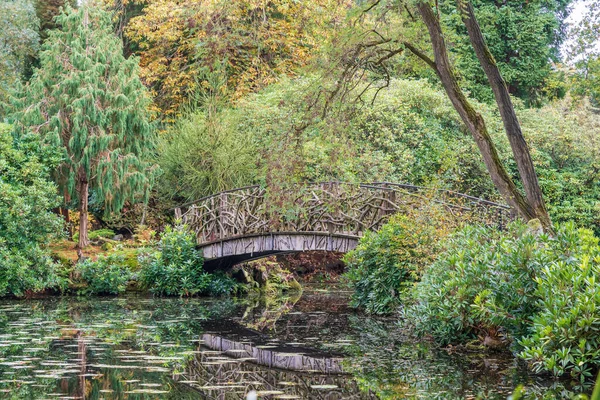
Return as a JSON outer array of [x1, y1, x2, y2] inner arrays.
[[441, 0, 572, 104], [139, 225, 239, 296], [236, 77, 600, 233], [157, 87, 258, 201], [34, 0, 76, 42], [517, 99, 600, 233], [0, 123, 65, 297], [519, 227, 600, 381], [406, 223, 545, 346], [72, 229, 115, 243], [124, 0, 350, 118], [406, 221, 600, 380], [344, 207, 457, 314], [75, 253, 133, 295], [566, 1, 600, 106]]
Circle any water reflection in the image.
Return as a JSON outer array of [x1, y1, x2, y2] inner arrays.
[[0, 287, 587, 399]]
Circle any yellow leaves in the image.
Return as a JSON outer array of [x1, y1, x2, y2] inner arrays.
[[124, 0, 352, 117]]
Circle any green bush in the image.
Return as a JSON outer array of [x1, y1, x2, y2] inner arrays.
[[75, 253, 132, 295], [406, 223, 545, 346], [519, 227, 600, 381], [157, 106, 258, 202], [344, 210, 453, 315], [406, 222, 600, 380], [0, 124, 65, 297], [139, 225, 239, 296], [73, 229, 115, 243]]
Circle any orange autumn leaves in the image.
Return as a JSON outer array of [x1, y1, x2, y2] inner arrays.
[[124, 0, 351, 119]]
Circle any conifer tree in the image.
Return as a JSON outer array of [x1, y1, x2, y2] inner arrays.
[[35, 0, 76, 42], [8, 5, 156, 250]]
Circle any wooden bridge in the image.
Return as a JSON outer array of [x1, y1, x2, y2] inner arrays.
[[175, 182, 511, 270]]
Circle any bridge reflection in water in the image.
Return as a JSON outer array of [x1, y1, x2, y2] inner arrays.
[[176, 320, 375, 399], [176, 182, 511, 270]]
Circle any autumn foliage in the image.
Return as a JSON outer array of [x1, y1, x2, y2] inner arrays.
[[124, 0, 351, 118]]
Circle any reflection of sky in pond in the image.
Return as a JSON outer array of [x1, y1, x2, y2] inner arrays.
[[0, 287, 587, 399]]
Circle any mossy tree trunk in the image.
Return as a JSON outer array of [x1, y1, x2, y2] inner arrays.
[[458, 1, 553, 232], [77, 176, 90, 250]]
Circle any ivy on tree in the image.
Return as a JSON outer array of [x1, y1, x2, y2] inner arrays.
[[8, 5, 156, 250]]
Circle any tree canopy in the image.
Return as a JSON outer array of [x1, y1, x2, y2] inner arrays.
[[443, 0, 572, 104], [123, 0, 351, 118]]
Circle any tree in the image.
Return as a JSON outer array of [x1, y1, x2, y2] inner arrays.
[[567, 1, 600, 105], [0, 0, 40, 106], [442, 0, 572, 104], [35, 0, 76, 42], [7, 5, 156, 250], [326, 0, 553, 231], [124, 0, 351, 119]]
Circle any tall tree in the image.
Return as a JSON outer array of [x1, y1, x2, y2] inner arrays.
[[326, 0, 553, 231], [0, 0, 40, 106], [567, 0, 600, 105], [7, 5, 156, 250]]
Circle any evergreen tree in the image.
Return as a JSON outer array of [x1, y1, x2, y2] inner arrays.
[[35, 0, 76, 42], [441, 0, 572, 104], [8, 5, 156, 250]]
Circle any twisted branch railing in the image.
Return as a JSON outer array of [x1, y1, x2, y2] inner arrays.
[[176, 182, 512, 245]]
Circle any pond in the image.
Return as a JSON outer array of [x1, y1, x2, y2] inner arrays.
[[0, 285, 584, 399]]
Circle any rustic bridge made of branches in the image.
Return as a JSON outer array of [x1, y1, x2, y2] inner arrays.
[[175, 182, 512, 270]]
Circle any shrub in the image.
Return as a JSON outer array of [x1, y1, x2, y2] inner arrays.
[[157, 107, 258, 202], [406, 221, 600, 380], [139, 225, 239, 296], [0, 124, 65, 297], [406, 223, 546, 346], [344, 208, 456, 314], [519, 227, 600, 381], [72, 228, 115, 243], [76, 253, 132, 295]]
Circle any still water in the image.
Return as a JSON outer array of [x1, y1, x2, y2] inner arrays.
[[0, 286, 582, 399]]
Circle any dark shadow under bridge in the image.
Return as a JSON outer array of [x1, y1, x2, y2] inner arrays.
[[174, 182, 511, 270]]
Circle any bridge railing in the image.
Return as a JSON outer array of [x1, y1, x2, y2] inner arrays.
[[177, 182, 512, 245]]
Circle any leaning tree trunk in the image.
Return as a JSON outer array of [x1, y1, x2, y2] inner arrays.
[[78, 178, 90, 250], [459, 1, 553, 232], [415, 2, 538, 224]]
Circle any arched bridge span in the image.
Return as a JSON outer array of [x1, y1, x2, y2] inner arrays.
[[175, 182, 511, 270]]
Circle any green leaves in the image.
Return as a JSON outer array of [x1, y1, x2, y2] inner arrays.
[[0, 124, 64, 297], [440, 0, 571, 104], [76, 253, 133, 295], [405, 220, 600, 380], [519, 227, 600, 380], [138, 225, 239, 297], [0, 0, 39, 107], [344, 211, 448, 315]]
